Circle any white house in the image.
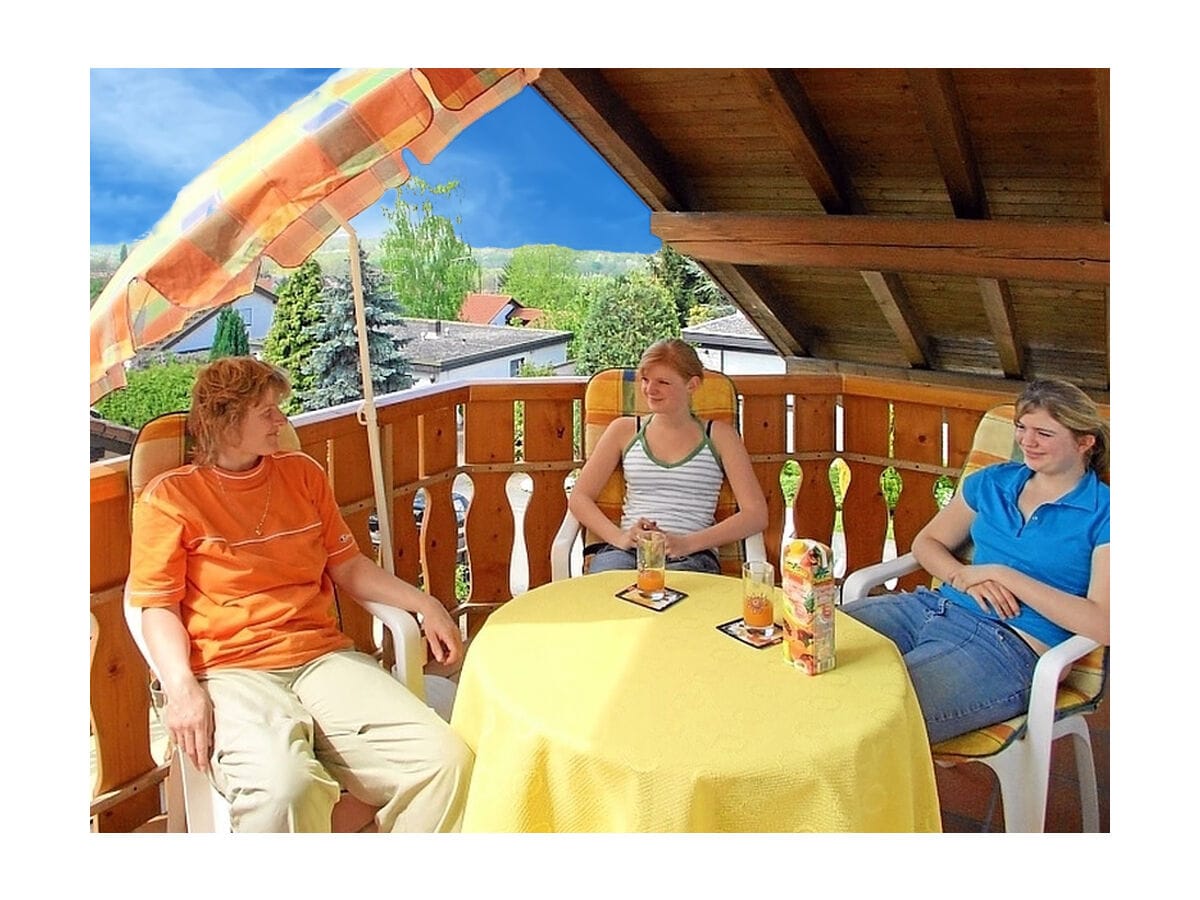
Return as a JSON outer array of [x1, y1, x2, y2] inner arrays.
[[391, 319, 573, 387], [150, 284, 278, 357], [682, 311, 785, 375]]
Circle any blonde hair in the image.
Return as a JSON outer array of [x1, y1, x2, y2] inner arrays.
[[1016, 378, 1109, 478], [188, 357, 291, 466], [636, 339, 705, 382]]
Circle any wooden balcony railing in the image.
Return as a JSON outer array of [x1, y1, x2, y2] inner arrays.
[[90, 371, 1064, 831]]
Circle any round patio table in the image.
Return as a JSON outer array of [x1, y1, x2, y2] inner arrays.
[[450, 570, 941, 832]]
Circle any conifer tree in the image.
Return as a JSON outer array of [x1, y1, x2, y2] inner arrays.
[[210, 307, 249, 359], [263, 258, 324, 412], [302, 247, 412, 411]]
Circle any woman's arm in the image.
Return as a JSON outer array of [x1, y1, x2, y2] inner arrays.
[[567, 417, 645, 550], [141, 604, 214, 773], [910, 492, 977, 584], [663, 420, 768, 558], [964, 546, 1110, 644], [328, 553, 463, 665]]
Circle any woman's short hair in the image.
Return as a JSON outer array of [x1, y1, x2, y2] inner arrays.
[[637, 338, 705, 382], [188, 357, 291, 466], [1016, 378, 1109, 478]]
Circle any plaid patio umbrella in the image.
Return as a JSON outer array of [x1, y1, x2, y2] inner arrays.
[[90, 67, 541, 572]]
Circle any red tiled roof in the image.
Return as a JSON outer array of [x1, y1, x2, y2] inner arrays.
[[458, 293, 515, 325], [511, 307, 545, 325]]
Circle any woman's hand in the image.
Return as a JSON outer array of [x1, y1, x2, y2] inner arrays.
[[617, 518, 658, 550], [662, 531, 694, 560], [165, 677, 214, 773], [420, 600, 464, 666], [965, 579, 1021, 619]]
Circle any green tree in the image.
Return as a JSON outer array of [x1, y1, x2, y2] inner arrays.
[[499, 245, 581, 315], [262, 258, 325, 412], [379, 178, 480, 320], [647, 244, 726, 327], [302, 247, 412, 410], [93, 358, 200, 429], [210, 307, 249, 359], [541, 273, 612, 352], [118, 243, 128, 264], [90, 274, 110, 304], [572, 270, 681, 375]]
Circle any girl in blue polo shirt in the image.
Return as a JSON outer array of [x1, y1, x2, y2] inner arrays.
[[843, 379, 1109, 744]]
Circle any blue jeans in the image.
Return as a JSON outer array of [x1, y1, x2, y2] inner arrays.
[[587, 544, 721, 575], [841, 587, 1039, 744]]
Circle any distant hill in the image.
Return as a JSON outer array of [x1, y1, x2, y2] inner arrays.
[[91, 241, 652, 292]]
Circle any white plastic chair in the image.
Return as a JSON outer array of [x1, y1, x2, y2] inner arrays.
[[839, 403, 1106, 833], [550, 366, 766, 581], [843, 554, 1103, 833], [123, 410, 454, 832]]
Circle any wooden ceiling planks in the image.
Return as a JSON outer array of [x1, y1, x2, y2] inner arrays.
[[533, 67, 1111, 393]]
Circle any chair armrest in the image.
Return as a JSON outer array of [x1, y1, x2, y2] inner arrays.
[[551, 510, 582, 581], [1025, 633, 1101, 740], [354, 598, 426, 701], [744, 531, 767, 563], [841, 553, 923, 603]]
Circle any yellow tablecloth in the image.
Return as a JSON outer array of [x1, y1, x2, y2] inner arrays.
[[450, 571, 941, 832]]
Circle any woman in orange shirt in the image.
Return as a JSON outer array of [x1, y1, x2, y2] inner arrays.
[[129, 357, 471, 832]]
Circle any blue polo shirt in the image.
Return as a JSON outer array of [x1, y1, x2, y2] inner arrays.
[[938, 462, 1110, 647]]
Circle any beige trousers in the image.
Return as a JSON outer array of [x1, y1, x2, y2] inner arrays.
[[200, 649, 472, 833]]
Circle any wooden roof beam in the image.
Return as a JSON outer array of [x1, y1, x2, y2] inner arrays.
[[703, 262, 808, 357], [743, 69, 858, 214], [532, 68, 691, 212], [861, 272, 932, 368], [976, 278, 1024, 377], [1096, 69, 1109, 223], [908, 68, 988, 220], [909, 69, 1024, 377], [746, 69, 929, 366], [651, 213, 1109, 284], [535, 69, 800, 361]]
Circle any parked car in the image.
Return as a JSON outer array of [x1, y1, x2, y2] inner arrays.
[[369, 490, 468, 562]]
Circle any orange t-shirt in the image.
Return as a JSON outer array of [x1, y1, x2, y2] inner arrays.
[[129, 451, 358, 672]]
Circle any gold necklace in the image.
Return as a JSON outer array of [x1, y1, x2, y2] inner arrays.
[[215, 471, 273, 536]]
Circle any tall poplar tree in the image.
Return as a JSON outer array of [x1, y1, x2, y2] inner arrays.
[[379, 177, 480, 320]]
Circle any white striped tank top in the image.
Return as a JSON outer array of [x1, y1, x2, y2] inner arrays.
[[619, 415, 725, 535]]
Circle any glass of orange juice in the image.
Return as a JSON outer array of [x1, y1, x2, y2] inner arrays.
[[636, 531, 667, 600], [742, 560, 776, 636]]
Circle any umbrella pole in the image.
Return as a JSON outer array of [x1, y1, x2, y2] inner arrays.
[[335, 215, 397, 576]]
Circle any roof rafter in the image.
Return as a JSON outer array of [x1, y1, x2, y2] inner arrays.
[[1096, 69, 1109, 223], [909, 68, 1024, 378], [743, 69, 857, 214], [534, 68, 797, 360], [650, 213, 1110, 284], [747, 68, 930, 368]]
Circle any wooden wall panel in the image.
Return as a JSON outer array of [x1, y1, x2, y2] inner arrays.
[[841, 396, 890, 574], [742, 392, 788, 574], [462, 400, 516, 607], [891, 401, 945, 592], [419, 406, 461, 607], [522, 397, 576, 591]]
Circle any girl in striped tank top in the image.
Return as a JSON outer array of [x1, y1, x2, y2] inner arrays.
[[569, 339, 767, 574]]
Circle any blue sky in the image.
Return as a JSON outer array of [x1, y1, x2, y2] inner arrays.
[[89, 68, 661, 254]]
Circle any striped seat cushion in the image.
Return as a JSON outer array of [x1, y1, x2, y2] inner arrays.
[[933, 644, 1108, 761], [581, 367, 743, 576]]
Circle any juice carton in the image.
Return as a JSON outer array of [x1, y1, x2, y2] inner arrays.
[[780, 538, 836, 674]]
